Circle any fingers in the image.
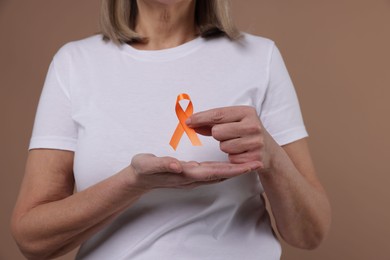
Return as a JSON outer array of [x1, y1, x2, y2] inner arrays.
[[186, 106, 255, 128], [187, 106, 266, 167], [211, 121, 262, 141], [210, 122, 241, 140], [181, 161, 263, 181], [131, 154, 183, 175], [130, 154, 263, 191], [228, 150, 262, 164], [219, 135, 263, 154]]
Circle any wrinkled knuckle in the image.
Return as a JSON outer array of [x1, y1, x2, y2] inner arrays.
[[212, 110, 225, 123], [247, 123, 262, 134]]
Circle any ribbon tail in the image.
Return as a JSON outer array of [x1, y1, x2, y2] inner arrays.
[[169, 124, 184, 150]]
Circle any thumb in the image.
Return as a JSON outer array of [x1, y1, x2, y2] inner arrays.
[[131, 154, 182, 175]]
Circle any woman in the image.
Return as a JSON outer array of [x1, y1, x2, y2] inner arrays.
[[11, 0, 331, 259]]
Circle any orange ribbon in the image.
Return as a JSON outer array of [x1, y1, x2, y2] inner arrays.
[[169, 93, 202, 150]]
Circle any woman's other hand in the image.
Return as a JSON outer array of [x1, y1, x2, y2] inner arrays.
[[186, 106, 331, 249], [186, 106, 271, 169], [128, 153, 262, 191]]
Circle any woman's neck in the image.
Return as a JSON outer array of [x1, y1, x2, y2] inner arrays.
[[133, 0, 197, 50]]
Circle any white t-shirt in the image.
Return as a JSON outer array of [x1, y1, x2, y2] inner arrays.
[[29, 33, 308, 260]]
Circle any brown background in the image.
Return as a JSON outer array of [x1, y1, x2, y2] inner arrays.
[[1, 0, 390, 259]]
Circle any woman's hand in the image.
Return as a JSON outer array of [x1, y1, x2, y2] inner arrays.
[[188, 106, 332, 249], [11, 150, 260, 259], [129, 153, 262, 191], [186, 106, 272, 169]]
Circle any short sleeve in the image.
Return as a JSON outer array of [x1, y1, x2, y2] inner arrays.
[[260, 43, 308, 145], [28, 50, 78, 151]]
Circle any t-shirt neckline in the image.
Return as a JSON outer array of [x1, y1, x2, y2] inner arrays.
[[120, 36, 205, 62]]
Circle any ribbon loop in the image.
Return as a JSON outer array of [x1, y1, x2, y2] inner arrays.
[[169, 93, 202, 150]]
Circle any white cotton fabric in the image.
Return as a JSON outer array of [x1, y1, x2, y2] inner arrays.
[[29, 33, 308, 260]]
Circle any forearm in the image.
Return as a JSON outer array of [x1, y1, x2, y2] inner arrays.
[[258, 143, 331, 249], [12, 167, 146, 259], [13, 151, 259, 259]]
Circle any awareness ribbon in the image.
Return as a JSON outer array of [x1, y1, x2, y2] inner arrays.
[[169, 93, 202, 150]]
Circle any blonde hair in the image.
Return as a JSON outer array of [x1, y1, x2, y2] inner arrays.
[[100, 0, 240, 45]]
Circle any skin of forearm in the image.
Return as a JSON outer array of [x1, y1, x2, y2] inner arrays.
[[258, 145, 331, 249], [44, 211, 123, 259], [12, 167, 146, 259]]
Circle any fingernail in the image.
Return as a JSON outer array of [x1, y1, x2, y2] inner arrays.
[[185, 118, 191, 125]]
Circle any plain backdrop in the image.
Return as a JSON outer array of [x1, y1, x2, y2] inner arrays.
[[1, 0, 390, 259]]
